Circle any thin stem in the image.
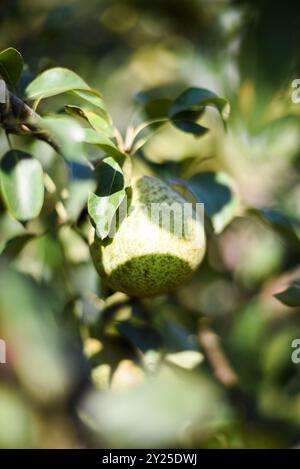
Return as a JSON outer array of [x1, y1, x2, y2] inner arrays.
[[131, 123, 166, 155], [131, 117, 168, 144], [198, 322, 239, 389], [5, 130, 12, 150]]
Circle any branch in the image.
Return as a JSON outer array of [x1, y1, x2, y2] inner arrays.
[[198, 322, 239, 388], [0, 85, 60, 154]]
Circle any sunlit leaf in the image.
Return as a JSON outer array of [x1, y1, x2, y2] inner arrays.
[[165, 350, 203, 369], [83, 128, 126, 161], [25, 67, 103, 105], [43, 115, 89, 164], [65, 105, 114, 137], [71, 89, 108, 116], [0, 150, 44, 221]]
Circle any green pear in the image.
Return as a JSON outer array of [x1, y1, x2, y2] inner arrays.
[[91, 176, 206, 297]]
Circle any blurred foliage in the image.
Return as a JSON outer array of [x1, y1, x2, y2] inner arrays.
[[0, 0, 300, 449]]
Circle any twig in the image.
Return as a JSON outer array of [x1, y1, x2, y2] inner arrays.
[[198, 322, 239, 388], [0, 88, 61, 154]]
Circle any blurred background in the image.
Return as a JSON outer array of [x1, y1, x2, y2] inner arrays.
[[0, 0, 300, 448]]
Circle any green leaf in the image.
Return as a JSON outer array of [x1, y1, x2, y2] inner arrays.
[[26, 67, 102, 102], [88, 157, 126, 239], [248, 208, 300, 251], [70, 89, 108, 116], [172, 119, 209, 136], [170, 87, 230, 135], [0, 150, 44, 221], [170, 87, 230, 120], [117, 321, 161, 353], [64, 162, 96, 222], [0, 211, 27, 254], [187, 172, 239, 233], [65, 105, 114, 137], [275, 280, 300, 307], [2, 233, 35, 260], [0, 48, 23, 88], [43, 115, 89, 164], [83, 128, 126, 161], [169, 179, 214, 236], [142, 98, 172, 121], [165, 350, 203, 370]]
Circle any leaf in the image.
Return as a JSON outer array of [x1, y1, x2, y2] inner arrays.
[[25, 67, 102, 103], [117, 321, 161, 353], [2, 233, 35, 260], [165, 350, 203, 369], [64, 162, 96, 222], [170, 87, 230, 120], [70, 89, 108, 116], [83, 128, 126, 161], [135, 83, 182, 106], [187, 172, 239, 233], [142, 98, 172, 121], [170, 87, 230, 135], [169, 179, 214, 236], [0, 212, 27, 254], [172, 119, 209, 136], [0, 150, 44, 221], [88, 157, 126, 239], [79, 372, 223, 447], [65, 105, 114, 137], [0, 48, 23, 88], [275, 280, 300, 307], [248, 208, 300, 251], [43, 115, 88, 164]]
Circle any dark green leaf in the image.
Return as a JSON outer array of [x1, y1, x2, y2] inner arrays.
[[142, 98, 172, 121], [135, 84, 181, 106], [117, 321, 161, 353], [187, 172, 238, 233], [88, 157, 126, 239], [170, 87, 230, 120], [2, 233, 35, 260], [169, 179, 214, 236], [172, 119, 209, 136], [0, 150, 44, 221], [170, 87, 230, 135], [275, 280, 300, 307], [248, 208, 300, 251], [0, 48, 23, 88]]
